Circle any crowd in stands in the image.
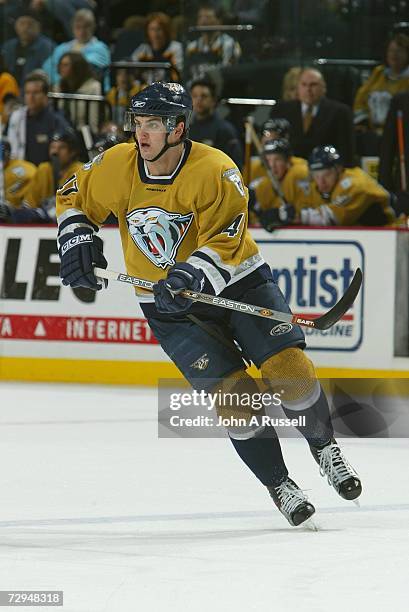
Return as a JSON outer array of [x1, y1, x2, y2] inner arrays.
[[1, 0, 409, 229]]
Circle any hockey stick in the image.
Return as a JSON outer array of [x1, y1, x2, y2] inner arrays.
[[0, 118, 5, 203], [397, 110, 407, 192], [94, 267, 362, 331], [247, 121, 287, 206]]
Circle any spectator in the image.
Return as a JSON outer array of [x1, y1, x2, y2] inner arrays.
[[0, 55, 19, 119], [293, 145, 395, 226], [131, 12, 183, 84], [2, 93, 22, 128], [271, 67, 355, 166], [54, 52, 102, 132], [23, 130, 82, 212], [249, 139, 308, 232], [189, 77, 243, 168], [0, 138, 37, 210], [42, 9, 110, 90], [106, 68, 143, 125], [353, 33, 409, 155], [7, 71, 70, 165], [186, 3, 241, 82], [29, 0, 96, 39], [1, 12, 55, 88], [378, 91, 409, 214], [281, 66, 302, 101], [251, 118, 306, 181]]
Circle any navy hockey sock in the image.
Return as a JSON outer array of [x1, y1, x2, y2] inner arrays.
[[229, 426, 288, 486], [282, 384, 334, 448]]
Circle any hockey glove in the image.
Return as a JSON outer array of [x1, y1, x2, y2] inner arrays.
[[58, 227, 108, 290], [153, 262, 205, 314], [0, 201, 12, 223], [259, 203, 295, 232]]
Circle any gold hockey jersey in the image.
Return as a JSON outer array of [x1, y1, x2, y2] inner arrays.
[[25, 161, 82, 208], [56, 141, 263, 300], [252, 159, 309, 212], [353, 64, 409, 130], [294, 166, 395, 226], [4, 159, 36, 207]]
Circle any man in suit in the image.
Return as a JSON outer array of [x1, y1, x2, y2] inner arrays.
[[271, 67, 355, 167]]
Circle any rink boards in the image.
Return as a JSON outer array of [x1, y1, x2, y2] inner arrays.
[[1, 225, 409, 384]]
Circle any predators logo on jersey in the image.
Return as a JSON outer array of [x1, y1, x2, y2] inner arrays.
[[126, 207, 194, 268]]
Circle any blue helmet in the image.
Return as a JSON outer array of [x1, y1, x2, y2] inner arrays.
[[308, 145, 342, 171], [124, 82, 193, 134], [262, 118, 291, 139], [263, 138, 292, 158]]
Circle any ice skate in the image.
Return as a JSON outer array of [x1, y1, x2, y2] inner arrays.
[[268, 477, 316, 526], [311, 439, 362, 501]]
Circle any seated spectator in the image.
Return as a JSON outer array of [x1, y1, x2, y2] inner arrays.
[[294, 145, 395, 226], [2, 93, 22, 128], [54, 52, 102, 132], [281, 66, 302, 101], [131, 12, 183, 84], [0, 56, 19, 119], [0, 138, 37, 209], [7, 71, 71, 165], [42, 9, 110, 90], [23, 130, 82, 214], [189, 77, 243, 168], [106, 68, 143, 125], [271, 67, 355, 167], [1, 11, 55, 88], [249, 139, 308, 231], [29, 0, 97, 39], [250, 118, 306, 181], [379, 92, 409, 204], [186, 3, 241, 82], [354, 33, 409, 154]]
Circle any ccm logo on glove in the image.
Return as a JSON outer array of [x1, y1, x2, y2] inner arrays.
[[60, 233, 94, 255]]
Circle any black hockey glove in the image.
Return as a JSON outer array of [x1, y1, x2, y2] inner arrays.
[[260, 203, 295, 232], [153, 262, 204, 314], [0, 200, 12, 223], [58, 227, 108, 290]]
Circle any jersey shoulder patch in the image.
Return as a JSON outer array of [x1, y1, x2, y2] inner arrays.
[[340, 177, 352, 190], [222, 168, 245, 197]]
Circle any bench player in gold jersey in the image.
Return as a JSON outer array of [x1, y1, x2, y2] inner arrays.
[[295, 145, 395, 226], [249, 139, 308, 231], [56, 82, 362, 526]]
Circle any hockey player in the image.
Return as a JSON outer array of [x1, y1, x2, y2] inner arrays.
[[24, 130, 82, 210], [250, 118, 306, 181], [56, 82, 362, 527], [0, 139, 36, 208], [295, 145, 396, 226], [249, 139, 308, 231]]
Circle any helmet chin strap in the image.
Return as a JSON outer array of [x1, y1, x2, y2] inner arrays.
[[146, 133, 183, 163]]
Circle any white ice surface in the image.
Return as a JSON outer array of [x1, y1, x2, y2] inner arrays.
[[0, 382, 407, 612]]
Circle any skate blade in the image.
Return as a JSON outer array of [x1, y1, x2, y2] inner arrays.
[[353, 499, 361, 508], [302, 518, 319, 531]]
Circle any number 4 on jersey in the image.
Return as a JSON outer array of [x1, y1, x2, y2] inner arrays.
[[222, 213, 244, 237]]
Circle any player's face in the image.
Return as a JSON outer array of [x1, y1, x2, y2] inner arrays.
[[266, 153, 289, 180], [49, 141, 74, 167], [312, 167, 338, 194], [133, 116, 167, 159], [297, 70, 326, 106]]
